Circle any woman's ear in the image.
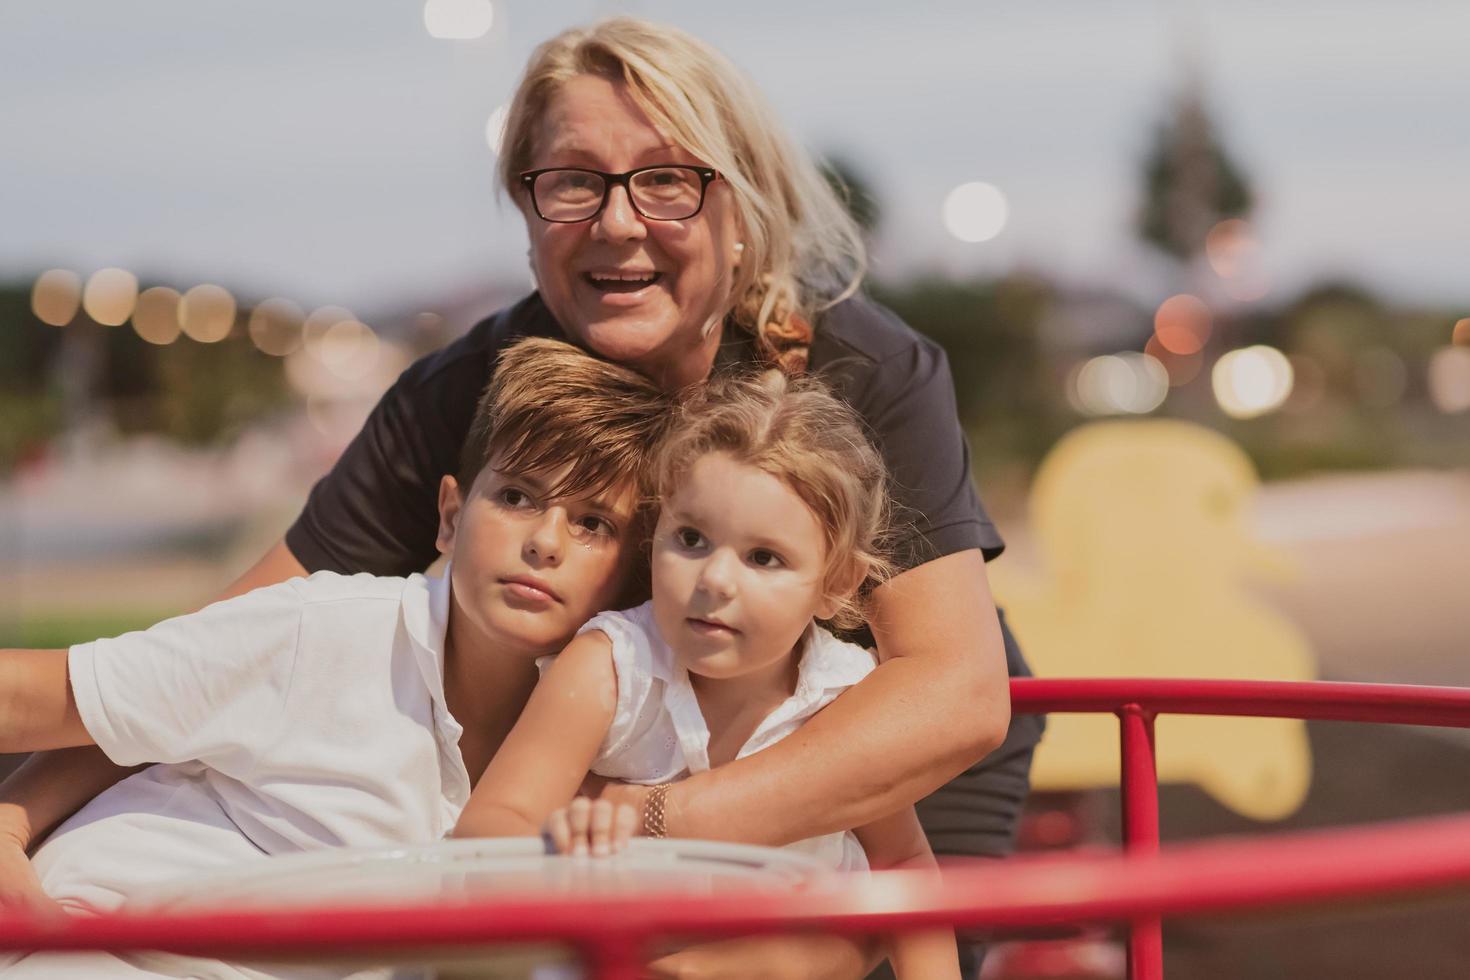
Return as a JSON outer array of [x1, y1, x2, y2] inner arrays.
[[435, 475, 464, 557]]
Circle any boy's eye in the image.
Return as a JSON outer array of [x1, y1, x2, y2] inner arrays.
[[675, 527, 706, 550], [575, 515, 616, 537], [749, 549, 784, 569], [498, 487, 535, 509]]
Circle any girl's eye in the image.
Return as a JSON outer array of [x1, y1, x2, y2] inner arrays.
[[749, 549, 784, 569], [676, 527, 706, 550]]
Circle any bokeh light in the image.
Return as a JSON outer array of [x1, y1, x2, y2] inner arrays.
[[1204, 218, 1259, 280], [317, 317, 381, 381], [1072, 353, 1169, 416], [1212, 345, 1295, 419], [941, 182, 1008, 243], [1153, 293, 1212, 356], [178, 284, 237, 343], [1144, 334, 1203, 387], [423, 0, 493, 40], [485, 104, 509, 156], [1427, 346, 1470, 413], [248, 298, 306, 357], [31, 269, 82, 327], [1453, 318, 1470, 346], [302, 305, 357, 359], [131, 286, 182, 345], [82, 268, 139, 327]]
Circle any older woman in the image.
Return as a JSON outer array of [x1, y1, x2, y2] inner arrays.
[[1, 17, 1041, 978]]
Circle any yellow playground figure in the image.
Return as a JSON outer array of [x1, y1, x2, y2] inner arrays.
[[992, 420, 1314, 821]]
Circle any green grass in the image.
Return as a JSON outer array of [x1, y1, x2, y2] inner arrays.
[[0, 610, 178, 649]]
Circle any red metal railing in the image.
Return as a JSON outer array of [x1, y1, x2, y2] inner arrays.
[[1009, 677, 1470, 979], [1, 678, 1468, 978]]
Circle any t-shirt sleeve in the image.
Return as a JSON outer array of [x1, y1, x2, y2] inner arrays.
[[285, 322, 497, 577], [857, 339, 1005, 569], [574, 609, 658, 764], [67, 582, 306, 771]]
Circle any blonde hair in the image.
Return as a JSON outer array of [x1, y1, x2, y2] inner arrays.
[[498, 17, 867, 374], [459, 337, 676, 505], [655, 371, 892, 630]]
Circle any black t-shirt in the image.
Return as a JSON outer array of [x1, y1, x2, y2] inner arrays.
[[286, 291, 1029, 674]]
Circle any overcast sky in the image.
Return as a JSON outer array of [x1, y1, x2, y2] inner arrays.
[[2, 1, 1466, 319]]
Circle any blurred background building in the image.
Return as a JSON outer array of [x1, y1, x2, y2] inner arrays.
[[2, 2, 1469, 977]]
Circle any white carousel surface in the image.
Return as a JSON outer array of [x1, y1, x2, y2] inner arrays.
[[123, 836, 833, 912], [86, 839, 836, 980]]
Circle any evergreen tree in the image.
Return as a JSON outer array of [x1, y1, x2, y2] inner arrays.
[[1137, 89, 1254, 262]]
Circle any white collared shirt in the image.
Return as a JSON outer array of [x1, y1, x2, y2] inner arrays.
[[36, 571, 470, 913], [544, 601, 876, 872]]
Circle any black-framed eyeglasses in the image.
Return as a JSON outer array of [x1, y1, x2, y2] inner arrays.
[[519, 165, 720, 223]]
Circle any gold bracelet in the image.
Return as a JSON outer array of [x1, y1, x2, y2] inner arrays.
[[642, 783, 671, 839]]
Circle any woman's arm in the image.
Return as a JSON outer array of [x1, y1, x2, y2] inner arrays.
[[452, 631, 619, 840], [647, 548, 1009, 845], [853, 808, 960, 980], [217, 538, 308, 602]]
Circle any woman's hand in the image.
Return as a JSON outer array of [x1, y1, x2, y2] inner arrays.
[[544, 796, 638, 857]]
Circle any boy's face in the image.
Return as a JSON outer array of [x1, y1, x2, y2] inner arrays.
[[436, 460, 641, 658]]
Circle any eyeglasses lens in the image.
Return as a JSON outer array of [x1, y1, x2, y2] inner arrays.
[[533, 168, 704, 221]]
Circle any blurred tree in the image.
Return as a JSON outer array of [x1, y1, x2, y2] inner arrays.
[[0, 284, 65, 469], [0, 284, 65, 393], [869, 273, 1066, 467], [141, 334, 292, 446], [0, 280, 293, 468], [1136, 89, 1254, 262], [1279, 283, 1386, 400]]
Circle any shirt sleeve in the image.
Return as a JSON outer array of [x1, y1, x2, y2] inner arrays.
[[575, 610, 658, 765], [854, 338, 1004, 569], [68, 582, 306, 772]]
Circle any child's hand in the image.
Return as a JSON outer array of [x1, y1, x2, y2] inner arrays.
[[0, 836, 60, 918], [543, 796, 638, 857]]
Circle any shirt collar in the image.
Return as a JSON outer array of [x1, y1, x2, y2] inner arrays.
[[792, 622, 877, 700], [401, 566, 453, 668], [649, 613, 874, 717], [400, 566, 471, 819]]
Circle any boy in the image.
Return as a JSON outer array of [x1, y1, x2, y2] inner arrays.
[[0, 338, 674, 975]]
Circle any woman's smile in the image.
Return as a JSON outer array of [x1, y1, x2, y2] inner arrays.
[[580, 268, 666, 306]]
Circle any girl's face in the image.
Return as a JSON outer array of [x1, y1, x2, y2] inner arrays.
[[520, 74, 744, 389], [651, 452, 842, 684]]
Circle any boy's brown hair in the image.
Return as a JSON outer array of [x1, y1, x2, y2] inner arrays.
[[458, 337, 675, 506]]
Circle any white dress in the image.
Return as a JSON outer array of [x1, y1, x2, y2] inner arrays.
[[543, 600, 876, 872]]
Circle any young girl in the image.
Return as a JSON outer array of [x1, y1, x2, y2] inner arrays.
[[455, 370, 961, 979]]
